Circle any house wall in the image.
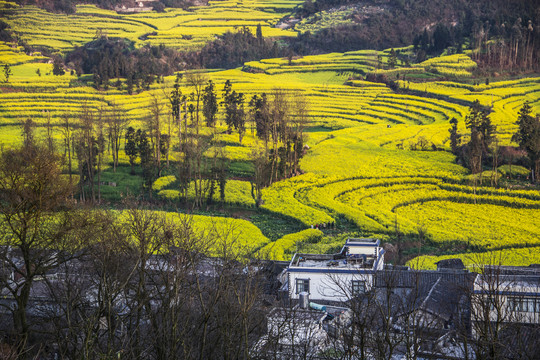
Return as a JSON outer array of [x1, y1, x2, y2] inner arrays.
[[288, 270, 374, 302], [472, 278, 540, 330], [346, 245, 379, 257]]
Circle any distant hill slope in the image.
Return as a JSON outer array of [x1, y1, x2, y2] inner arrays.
[[287, 0, 539, 53]]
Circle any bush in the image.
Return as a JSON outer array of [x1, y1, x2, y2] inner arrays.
[[259, 228, 324, 261], [153, 175, 176, 191]]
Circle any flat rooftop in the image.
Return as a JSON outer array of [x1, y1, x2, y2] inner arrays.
[[290, 253, 376, 269]]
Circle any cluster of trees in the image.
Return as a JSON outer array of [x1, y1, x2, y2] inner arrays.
[[2, 64, 11, 83], [0, 20, 13, 42], [471, 17, 540, 73], [61, 27, 284, 90], [289, 23, 403, 54], [289, 0, 538, 56], [449, 101, 540, 184], [513, 103, 540, 183], [412, 24, 466, 61], [165, 73, 229, 208], [249, 89, 309, 205], [164, 75, 310, 207], [20, 72, 309, 210], [464, 100, 496, 176], [21, 102, 130, 204], [449, 100, 498, 185], [125, 126, 167, 188], [0, 141, 268, 359], [65, 37, 182, 91], [189, 25, 284, 69], [17, 75, 224, 208]]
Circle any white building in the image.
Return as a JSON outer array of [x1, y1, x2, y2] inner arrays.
[[472, 265, 540, 328], [283, 238, 385, 302]]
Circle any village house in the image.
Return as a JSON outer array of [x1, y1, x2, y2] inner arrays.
[[281, 238, 385, 302], [472, 264, 540, 326], [114, 0, 154, 13]]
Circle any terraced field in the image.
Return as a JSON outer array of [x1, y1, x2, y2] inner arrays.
[[397, 77, 540, 142], [1, 1, 539, 268], [0, 0, 301, 52]]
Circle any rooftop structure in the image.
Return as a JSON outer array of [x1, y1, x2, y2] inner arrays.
[[288, 238, 383, 271], [283, 238, 385, 302]]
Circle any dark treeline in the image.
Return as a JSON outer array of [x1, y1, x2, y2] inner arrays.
[[471, 18, 540, 73], [296, 0, 538, 20], [412, 24, 466, 62], [289, 23, 407, 54], [66, 37, 182, 91], [63, 27, 285, 90], [0, 20, 13, 42], [289, 0, 539, 54], [186, 25, 285, 69]]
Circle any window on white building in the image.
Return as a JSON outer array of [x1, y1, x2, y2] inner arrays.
[[509, 296, 540, 313], [351, 280, 366, 296], [296, 278, 310, 294]]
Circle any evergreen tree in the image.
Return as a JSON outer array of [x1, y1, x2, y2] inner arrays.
[[125, 127, 138, 174], [126, 74, 134, 95], [202, 80, 218, 127], [170, 73, 182, 124], [465, 100, 495, 174], [449, 117, 461, 154], [136, 130, 154, 190], [222, 80, 246, 141], [249, 93, 270, 144], [513, 102, 540, 183], [222, 79, 232, 100], [420, 29, 430, 52], [388, 49, 398, 69], [256, 23, 263, 45], [433, 24, 452, 52], [3, 64, 11, 83], [53, 56, 66, 76]]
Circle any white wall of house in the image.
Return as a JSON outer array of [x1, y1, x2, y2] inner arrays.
[[288, 270, 373, 302], [472, 275, 540, 329], [345, 245, 379, 257]]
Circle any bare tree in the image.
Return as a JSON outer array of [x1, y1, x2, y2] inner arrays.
[[186, 72, 209, 135], [44, 110, 55, 152], [60, 113, 74, 187], [96, 106, 106, 203], [75, 104, 97, 203], [0, 143, 91, 357], [290, 91, 309, 176], [106, 102, 128, 172], [148, 95, 164, 177]]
